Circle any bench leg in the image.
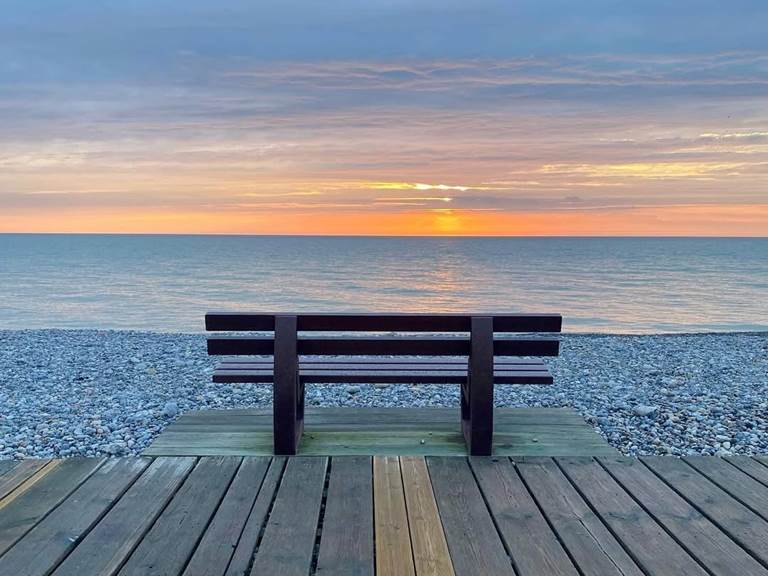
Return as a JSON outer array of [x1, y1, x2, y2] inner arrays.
[[273, 315, 302, 455], [296, 379, 305, 439], [462, 316, 494, 456]]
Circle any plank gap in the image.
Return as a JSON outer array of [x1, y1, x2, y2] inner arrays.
[[45, 458, 152, 575], [512, 458, 586, 576], [465, 457, 518, 574], [552, 457, 687, 576], [245, 458, 288, 575], [309, 457, 333, 575]]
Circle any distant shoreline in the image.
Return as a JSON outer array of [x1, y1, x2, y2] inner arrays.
[[2, 232, 767, 239]]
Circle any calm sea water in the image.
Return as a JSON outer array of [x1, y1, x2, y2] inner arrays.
[[0, 234, 766, 333]]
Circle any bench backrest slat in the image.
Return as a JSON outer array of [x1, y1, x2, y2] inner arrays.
[[207, 335, 559, 357], [205, 312, 562, 333]]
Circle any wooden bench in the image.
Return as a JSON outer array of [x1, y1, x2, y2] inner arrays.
[[205, 313, 562, 455]]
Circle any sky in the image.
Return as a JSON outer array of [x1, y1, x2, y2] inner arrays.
[[1, 1, 767, 236]]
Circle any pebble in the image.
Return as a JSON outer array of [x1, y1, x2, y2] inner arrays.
[[633, 405, 659, 417], [0, 330, 766, 459], [162, 402, 179, 418]]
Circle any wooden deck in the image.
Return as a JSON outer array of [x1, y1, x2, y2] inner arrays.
[[2, 455, 768, 575], [144, 407, 617, 457]]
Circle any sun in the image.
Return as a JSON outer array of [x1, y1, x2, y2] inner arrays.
[[432, 209, 462, 234]]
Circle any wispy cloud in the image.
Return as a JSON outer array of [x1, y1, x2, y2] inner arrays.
[[698, 131, 768, 141], [222, 54, 768, 94], [376, 197, 453, 203], [538, 161, 752, 180], [1, 2, 767, 234], [366, 182, 501, 192]]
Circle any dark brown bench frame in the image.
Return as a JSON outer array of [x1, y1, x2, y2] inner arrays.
[[206, 312, 562, 455]]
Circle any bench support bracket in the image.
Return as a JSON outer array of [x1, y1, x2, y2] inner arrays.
[[273, 314, 302, 454], [462, 316, 494, 455]]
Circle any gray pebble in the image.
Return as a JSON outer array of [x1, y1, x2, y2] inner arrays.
[[0, 330, 766, 459], [162, 402, 179, 418], [633, 405, 659, 417]]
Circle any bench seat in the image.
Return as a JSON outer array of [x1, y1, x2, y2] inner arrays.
[[213, 356, 553, 384], [205, 312, 562, 455]]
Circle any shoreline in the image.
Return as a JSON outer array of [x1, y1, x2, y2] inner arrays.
[[1, 329, 766, 459]]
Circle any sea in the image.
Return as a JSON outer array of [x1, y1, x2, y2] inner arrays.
[[0, 234, 766, 334]]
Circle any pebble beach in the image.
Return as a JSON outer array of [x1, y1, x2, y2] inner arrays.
[[1, 329, 766, 459]]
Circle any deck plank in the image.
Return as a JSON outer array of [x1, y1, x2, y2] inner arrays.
[[0, 460, 59, 507], [148, 430, 614, 457], [224, 457, 285, 576], [118, 456, 241, 576], [145, 407, 616, 458], [249, 457, 327, 576], [601, 456, 768, 576], [0, 458, 103, 556], [684, 456, 768, 520], [183, 457, 272, 576], [373, 456, 415, 576], [3, 455, 768, 576], [557, 457, 708, 576], [470, 457, 578, 576], [643, 456, 768, 566], [0, 458, 150, 576], [316, 456, 373, 576], [53, 457, 196, 576], [163, 407, 588, 427], [0, 460, 51, 501], [515, 457, 644, 576], [427, 457, 514, 576], [400, 456, 455, 576], [726, 457, 768, 487]]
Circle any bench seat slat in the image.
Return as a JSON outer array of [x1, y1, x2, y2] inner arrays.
[[212, 368, 553, 385], [218, 363, 550, 372], [218, 356, 547, 366]]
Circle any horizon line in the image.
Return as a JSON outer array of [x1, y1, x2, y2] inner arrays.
[[1, 232, 766, 239]]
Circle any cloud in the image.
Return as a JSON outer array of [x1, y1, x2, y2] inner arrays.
[[222, 54, 768, 94], [1, 2, 768, 234], [538, 161, 752, 180], [366, 182, 501, 192], [376, 197, 453, 203], [698, 131, 768, 140]]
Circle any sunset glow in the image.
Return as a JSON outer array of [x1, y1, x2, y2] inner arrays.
[[3, 204, 766, 237], [1, 2, 767, 236]]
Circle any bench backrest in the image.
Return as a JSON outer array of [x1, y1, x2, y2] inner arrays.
[[206, 313, 562, 357]]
